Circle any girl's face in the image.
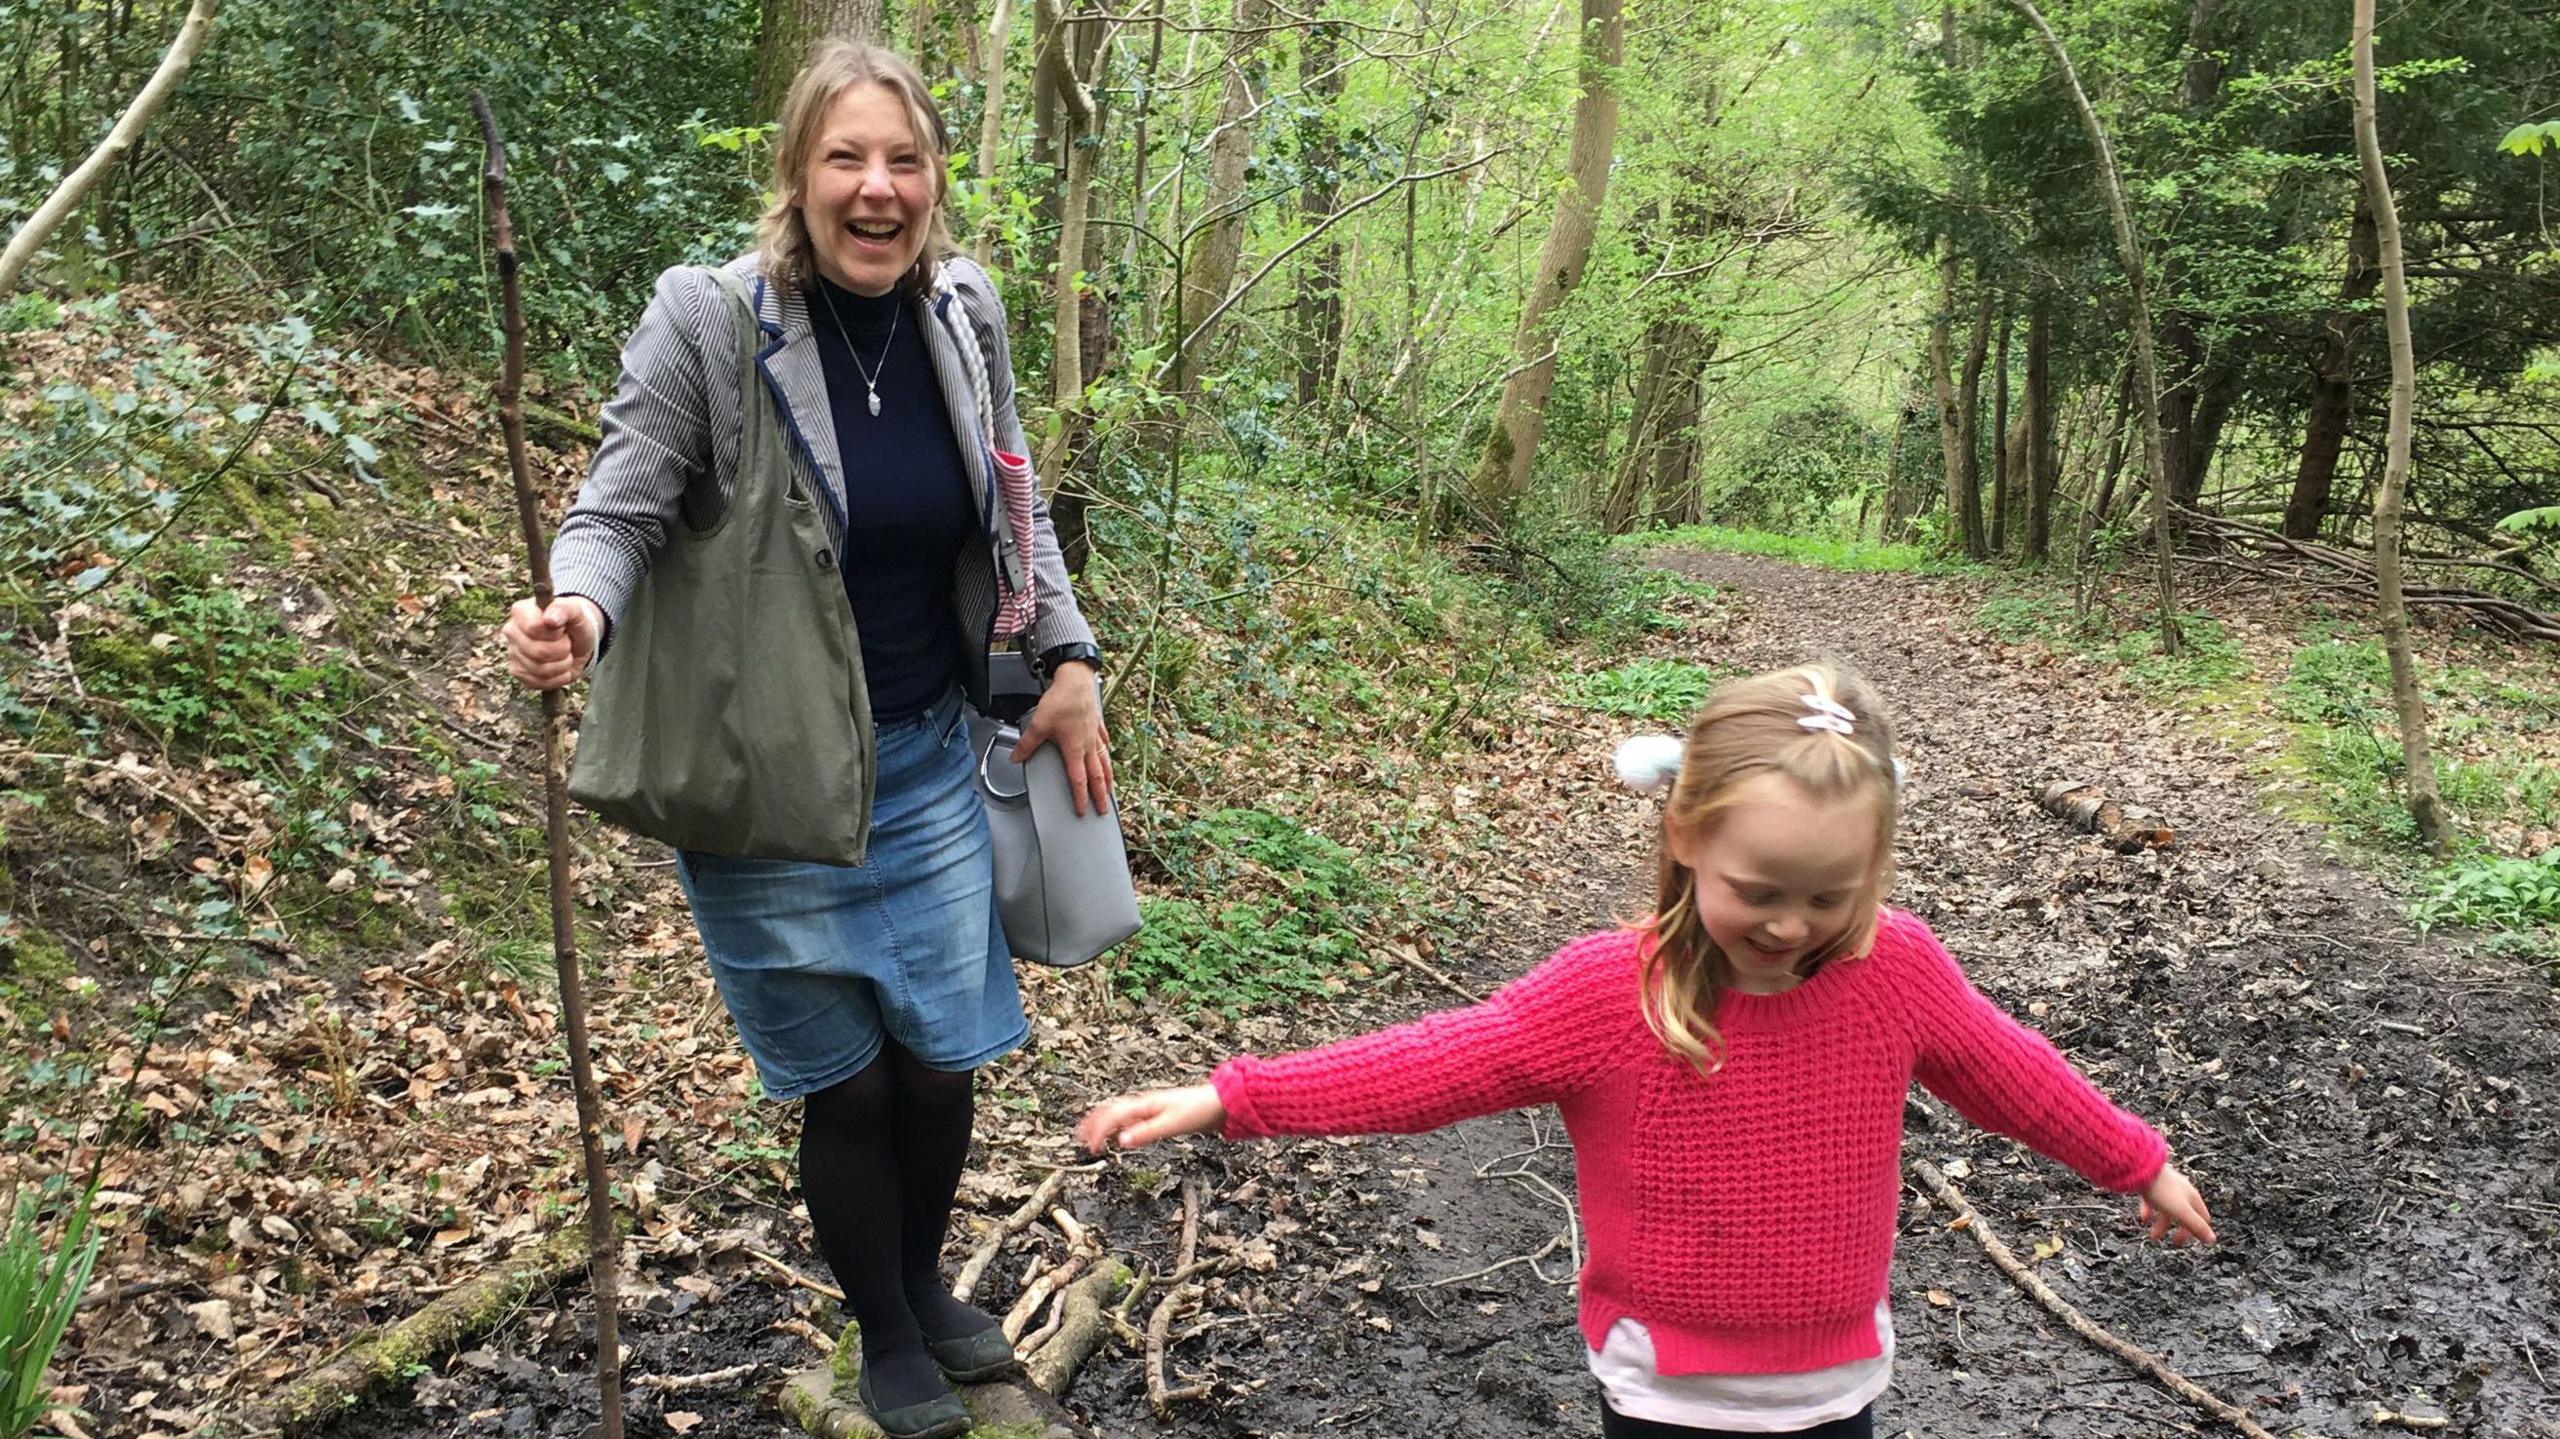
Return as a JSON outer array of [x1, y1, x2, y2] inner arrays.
[[796, 82, 937, 297], [1672, 772, 1882, 995]]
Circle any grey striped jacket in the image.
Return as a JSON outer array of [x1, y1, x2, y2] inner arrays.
[[549, 250, 1095, 696]]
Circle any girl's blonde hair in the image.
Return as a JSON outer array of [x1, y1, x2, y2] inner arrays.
[[757, 40, 957, 297], [1638, 663, 1901, 1074]]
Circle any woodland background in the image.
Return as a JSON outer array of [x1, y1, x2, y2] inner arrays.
[[2, 0, 2557, 1436]]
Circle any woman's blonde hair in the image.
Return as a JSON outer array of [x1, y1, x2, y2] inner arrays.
[[757, 40, 957, 297], [1637, 663, 1900, 1074]]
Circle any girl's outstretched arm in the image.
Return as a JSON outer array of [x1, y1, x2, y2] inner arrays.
[[1078, 930, 1640, 1150]]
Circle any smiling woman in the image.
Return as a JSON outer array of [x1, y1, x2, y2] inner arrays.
[[494, 39, 1110, 1439]]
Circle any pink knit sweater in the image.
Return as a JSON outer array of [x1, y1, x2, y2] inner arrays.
[[1209, 908, 2168, 1376]]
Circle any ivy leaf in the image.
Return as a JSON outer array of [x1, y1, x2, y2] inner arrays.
[[345, 433, 380, 465], [600, 161, 631, 184]]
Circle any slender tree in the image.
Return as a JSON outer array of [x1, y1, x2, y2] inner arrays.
[[2008, 0, 2182, 653], [0, 0, 219, 297], [2350, 0, 2448, 854], [1171, 0, 1275, 372], [1466, 0, 1626, 518]]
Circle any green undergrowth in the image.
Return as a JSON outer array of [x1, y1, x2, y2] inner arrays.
[[1971, 589, 2252, 698], [2272, 630, 2560, 954], [1565, 657, 1737, 725], [0, 307, 558, 1037], [1120, 807, 1420, 1012], [1628, 523, 1980, 576]]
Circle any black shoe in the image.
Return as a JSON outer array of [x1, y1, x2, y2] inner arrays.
[[853, 1362, 972, 1439], [926, 1320, 1020, 1383]]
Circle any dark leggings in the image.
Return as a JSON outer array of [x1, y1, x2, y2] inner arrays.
[[1601, 1401, 1875, 1439], [798, 1041, 981, 1407]]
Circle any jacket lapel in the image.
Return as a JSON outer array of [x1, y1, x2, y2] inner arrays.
[[752, 277, 850, 530]]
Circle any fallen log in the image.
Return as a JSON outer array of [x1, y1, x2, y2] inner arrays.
[[777, 1276, 1132, 1439], [214, 1221, 609, 1436], [2037, 781, 2173, 851]]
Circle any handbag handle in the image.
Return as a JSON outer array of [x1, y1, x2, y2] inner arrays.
[[977, 726, 1029, 803]]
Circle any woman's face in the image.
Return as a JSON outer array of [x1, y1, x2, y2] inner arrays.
[[797, 82, 936, 296]]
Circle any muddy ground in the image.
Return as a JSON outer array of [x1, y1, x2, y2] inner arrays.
[[322, 551, 2560, 1439]]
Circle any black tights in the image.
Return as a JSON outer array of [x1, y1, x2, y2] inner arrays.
[[1601, 1402, 1874, 1438], [800, 1042, 985, 1408]]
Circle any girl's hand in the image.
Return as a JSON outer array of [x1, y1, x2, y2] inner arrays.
[[1012, 660, 1114, 816], [502, 595, 603, 690], [1077, 1084, 1224, 1153], [2137, 1163, 2216, 1246]]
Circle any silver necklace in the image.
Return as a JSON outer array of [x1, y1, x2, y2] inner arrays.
[[817, 283, 898, 417]]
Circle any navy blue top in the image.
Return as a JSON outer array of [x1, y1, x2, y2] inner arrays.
[[809, 275, 978, 723]]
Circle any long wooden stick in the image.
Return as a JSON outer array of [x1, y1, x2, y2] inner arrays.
[[473, 91, 624, 1439], [1909, 1160, 2272, 1439]]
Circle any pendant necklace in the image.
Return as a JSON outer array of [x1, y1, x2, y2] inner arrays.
[[818, 282, 898, 417]]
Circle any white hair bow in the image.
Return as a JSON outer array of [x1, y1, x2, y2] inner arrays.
[[1798, 693, 1857, 735]]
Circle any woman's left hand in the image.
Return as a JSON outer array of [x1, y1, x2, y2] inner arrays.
[[1012, 660, 1114, 815]]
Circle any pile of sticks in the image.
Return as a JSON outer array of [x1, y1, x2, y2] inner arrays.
[[2177, 508, 2560, 644]]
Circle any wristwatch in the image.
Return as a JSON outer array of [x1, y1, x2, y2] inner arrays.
[[1035, 641, 1102, 683]]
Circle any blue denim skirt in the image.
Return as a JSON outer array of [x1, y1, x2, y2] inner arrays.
[[674, 685, 1026, 1100]]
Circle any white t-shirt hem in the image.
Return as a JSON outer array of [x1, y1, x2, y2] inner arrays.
[[1587, 1303, 1893, 1432]]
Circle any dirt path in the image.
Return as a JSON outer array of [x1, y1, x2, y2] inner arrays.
[[327, 552, 2560, 1438]]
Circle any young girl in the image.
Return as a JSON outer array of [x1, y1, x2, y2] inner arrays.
[[1077, 663, 2213, 1438]]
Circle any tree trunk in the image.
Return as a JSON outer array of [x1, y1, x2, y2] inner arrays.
[[1605, 317, 1708, 532], [1172, 0, 1274, 372], [1991, 299, 2012, 555], [1296, 13, 1344, 406], [2351, 0, 2448, 855], [754, 0, 887, 125], [2009, 0, 2182, 653], [1464, 0, 1625, 519], [1037, 0, 1102, 572], [2283, 197, 2380, 539], [1, 0, 220, 297], [973, 0, 1015, 265], [1954, 280, 1993, 558], [2025, 294, 2057, 559], [1928, 244, 1973, 555], [2072, 356, 2135, 620]]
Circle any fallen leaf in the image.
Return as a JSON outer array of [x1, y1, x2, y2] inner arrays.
[[665, 1413, 702, 1434], [1926, 1288, 1954, 1308]]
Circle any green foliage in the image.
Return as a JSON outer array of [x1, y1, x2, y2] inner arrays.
[[1564, 658, 1732, 725], [2498, 121, 2560, 157], [2410, 852, 2560, 935], [1117, 809, 1398, 1011], [0, 295, 59, 335], [74, 550, 364, 765], [0, 1184, 101, 1439], [1697, 398, 1880, 533], [1636, 525, 1972, 576]]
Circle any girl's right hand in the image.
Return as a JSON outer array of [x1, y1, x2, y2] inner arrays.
[[1076, 1084, 1225, 1153], [502, 595, 603, 690], [2137, 1163, 2217, 1246]]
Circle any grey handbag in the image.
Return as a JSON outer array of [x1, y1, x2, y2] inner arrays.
[[968, 653, 1142, 967]]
